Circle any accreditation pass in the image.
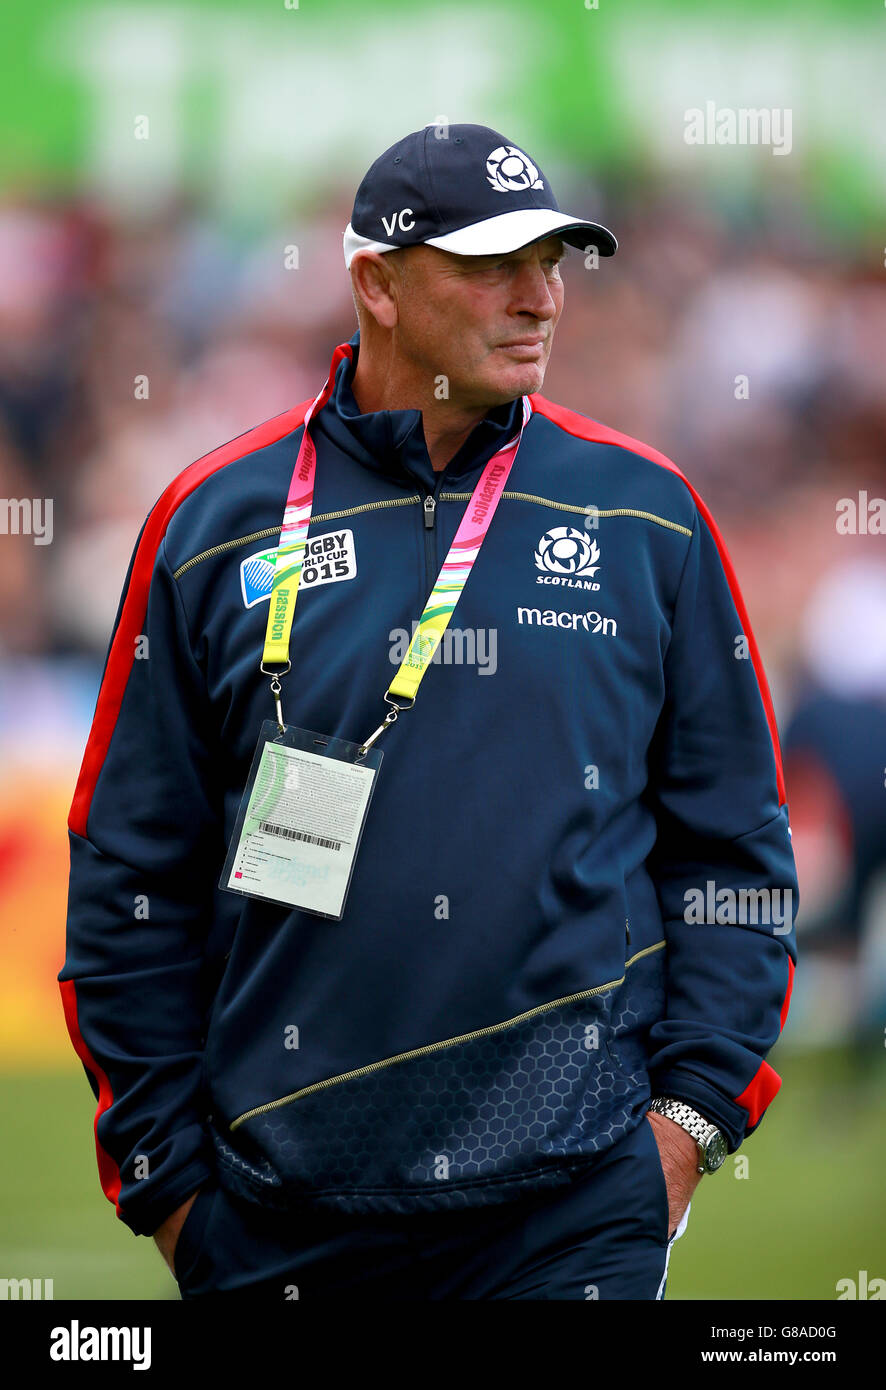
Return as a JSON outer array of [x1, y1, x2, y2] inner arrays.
[[220, 721, 383, 920]]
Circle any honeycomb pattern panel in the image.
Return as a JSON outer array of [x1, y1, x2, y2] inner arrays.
[[237, 991, 650, 1203]]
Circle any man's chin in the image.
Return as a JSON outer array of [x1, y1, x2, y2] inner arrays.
[[479, 357, 548, 403]]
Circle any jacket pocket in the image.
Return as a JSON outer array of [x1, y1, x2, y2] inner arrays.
[[639, 1114, 672, 1245], [173, 1182, 219, 1286], [223, 966, 659, 1208]]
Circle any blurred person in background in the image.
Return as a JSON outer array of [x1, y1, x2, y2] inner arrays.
[[782, 557, 886, 1060]]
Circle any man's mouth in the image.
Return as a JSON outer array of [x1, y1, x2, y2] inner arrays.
[[495, 338, 546, 357]]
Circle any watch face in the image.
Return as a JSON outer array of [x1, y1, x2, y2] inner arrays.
[[704, 1130, 728, 1173]]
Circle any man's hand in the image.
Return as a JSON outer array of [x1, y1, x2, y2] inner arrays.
[[645, 1111, 702, 1239], [153, 1189, 201, 1276]]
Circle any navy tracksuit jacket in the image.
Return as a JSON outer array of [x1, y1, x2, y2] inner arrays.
[[60, 329, 798, 1256]]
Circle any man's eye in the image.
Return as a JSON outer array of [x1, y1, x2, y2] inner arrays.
[[480, 255, 561, 272]]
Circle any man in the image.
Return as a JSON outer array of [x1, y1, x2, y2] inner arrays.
[[60, 123, 798, 1301]]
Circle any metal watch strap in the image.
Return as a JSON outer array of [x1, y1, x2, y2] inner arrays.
[[647, 1096, 726, 1174]]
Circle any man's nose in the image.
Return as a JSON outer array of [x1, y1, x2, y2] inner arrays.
[[509, 260, 559, 320]]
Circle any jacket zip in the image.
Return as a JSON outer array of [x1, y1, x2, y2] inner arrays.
[[422, 491, 437, 595]]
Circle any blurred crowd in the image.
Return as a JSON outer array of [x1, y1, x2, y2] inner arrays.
[[1, 172, 885, 1049]]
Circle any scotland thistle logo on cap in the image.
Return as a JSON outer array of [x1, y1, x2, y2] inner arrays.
[[486, 145, 544, 193]]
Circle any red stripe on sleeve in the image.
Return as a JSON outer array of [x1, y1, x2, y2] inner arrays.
[[62, 341, 353, 1223], [530, 398, 797, 1134], [733, 1059, 782, 1128], [780, 956, 796, 1032], [733, 956, 794, 1125], [59, 979, 123, 1216], [68, 400, 312, 838], [528, 396, 787, 804]]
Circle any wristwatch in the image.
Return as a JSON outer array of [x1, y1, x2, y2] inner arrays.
[[647, 1096, 728, 1174]]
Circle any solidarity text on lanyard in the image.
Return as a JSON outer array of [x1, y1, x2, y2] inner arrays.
[[260, 344, 532, 756]]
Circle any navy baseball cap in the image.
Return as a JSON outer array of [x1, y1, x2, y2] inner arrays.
[[343, 122, 617, 269]]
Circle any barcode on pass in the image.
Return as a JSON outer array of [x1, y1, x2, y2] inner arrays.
[[258, 821, 342, 851]]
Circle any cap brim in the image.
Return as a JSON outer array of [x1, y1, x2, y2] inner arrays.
[[425, 209, 617, 258], [343, 222, 400, 270]]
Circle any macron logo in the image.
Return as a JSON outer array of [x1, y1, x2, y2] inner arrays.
[[517, 606, 617, 636]]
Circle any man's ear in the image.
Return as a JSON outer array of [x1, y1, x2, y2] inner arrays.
[[350, 251, 402, 331]]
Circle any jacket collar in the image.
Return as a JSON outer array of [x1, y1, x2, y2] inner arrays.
[[311, 330, 524, 493]]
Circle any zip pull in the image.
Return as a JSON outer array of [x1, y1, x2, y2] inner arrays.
[[423, 494, 437, 529], [625, 917, 631, 947]]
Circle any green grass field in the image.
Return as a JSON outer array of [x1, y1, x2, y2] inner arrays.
[[1, 1043, 883, 1300]]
